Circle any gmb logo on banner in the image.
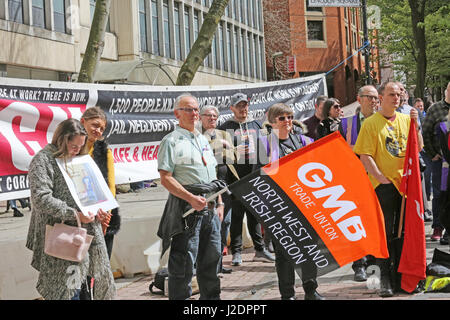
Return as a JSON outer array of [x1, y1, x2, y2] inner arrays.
[[0, 101, 85, 172]]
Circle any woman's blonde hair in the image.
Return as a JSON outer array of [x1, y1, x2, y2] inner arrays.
[[81, 106, 107, 123], [51, 118, 88, 158]]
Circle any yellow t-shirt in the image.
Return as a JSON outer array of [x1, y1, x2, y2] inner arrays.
[[87, 141, 116, 197], [353, 111, 410, 192]]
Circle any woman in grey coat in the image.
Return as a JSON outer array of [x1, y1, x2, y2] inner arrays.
[[26, 118, 115, 300]]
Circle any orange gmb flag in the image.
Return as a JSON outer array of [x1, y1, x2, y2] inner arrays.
[[398, 120, 426, 292], [229, 132, 388, 279]]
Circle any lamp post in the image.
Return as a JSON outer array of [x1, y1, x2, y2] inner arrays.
[[272, 52, 283, 81], [361, 0, 371, 84]]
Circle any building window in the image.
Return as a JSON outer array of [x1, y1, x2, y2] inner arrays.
[[307, 20, 324, 41], [240, 0, 245, 24], [248, 0, 253, 28], [184, 6, 191, 57], [32, 0, 45, 28], [234, 28, 239, 74], [233, 0, 239, 22], [174, 2, 181, 60], [241, 30, 247, 76], [53, 0, 66, 33], [139, 0, 147, 52], [226, 24, 232, 72], [352, 31, 357, 50], [218, 23, 224, 70], [306, 3, 322, 12], [163, 0, 171, 58], [247, 33, 253, 78], [212, 32, 218, 69], [8, 0, 23, 23], [151, 0, 159, 55], [193, 10, 199, 41]]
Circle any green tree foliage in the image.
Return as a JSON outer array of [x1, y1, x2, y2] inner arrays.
[[369, 0, 449, 100]]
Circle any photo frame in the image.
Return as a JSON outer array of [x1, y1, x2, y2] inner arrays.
[[56, 155, 119, 217]]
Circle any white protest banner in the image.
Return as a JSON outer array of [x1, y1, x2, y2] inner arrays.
[[0, 74, 327, 200]]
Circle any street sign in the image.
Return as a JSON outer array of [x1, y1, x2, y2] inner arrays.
[[308, 0, 361, 7], [287, 56, 296, 73]]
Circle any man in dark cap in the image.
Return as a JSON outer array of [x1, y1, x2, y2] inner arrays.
[[218, 93, 275, 267]]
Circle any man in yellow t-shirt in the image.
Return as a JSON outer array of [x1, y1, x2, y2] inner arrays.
[[353, 82, 423, 298]]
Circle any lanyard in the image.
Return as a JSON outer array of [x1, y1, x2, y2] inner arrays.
[[180, 130, 208, 166]]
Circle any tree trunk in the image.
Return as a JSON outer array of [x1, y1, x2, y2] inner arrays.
[[176, 0, 230, 86], [409, 0, 427, 100], [78, 0, 111, 83]]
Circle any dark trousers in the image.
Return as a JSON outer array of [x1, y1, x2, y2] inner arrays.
[[374, 183, 403, 290], [220, 193, 232, 267], [421, 151, 432, 201], [168, 211, 222, 300], [104, 234, 114, 260], [431, 159, 444, 229], [229, 199, 264, 254], [273, 240, 317, 299]]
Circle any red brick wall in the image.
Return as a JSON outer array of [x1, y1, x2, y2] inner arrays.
[[263, 1, 380, 105]]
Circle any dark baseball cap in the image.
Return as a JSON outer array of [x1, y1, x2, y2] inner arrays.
[[231, 93, 249, 106]]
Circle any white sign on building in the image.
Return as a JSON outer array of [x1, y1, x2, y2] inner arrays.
[[308, 0, 361, 7]]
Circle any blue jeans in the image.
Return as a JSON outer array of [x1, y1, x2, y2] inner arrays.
[[168, 211, 222, 300], [431, 159, 444, 229], [220, 193, 232, 253]]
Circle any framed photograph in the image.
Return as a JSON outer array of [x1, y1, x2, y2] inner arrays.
[[56, 155, 119, 217]]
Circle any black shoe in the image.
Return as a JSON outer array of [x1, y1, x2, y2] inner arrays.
[[221, 267, 232, 274], [424, 210, 432, 222], [353, 267, 367, 282], [440, 232, 449, 245], [13, 208, 24, 217], [304, 290, 325, 300], [378, 277, 394, 298], [281, 296, 297, 300]]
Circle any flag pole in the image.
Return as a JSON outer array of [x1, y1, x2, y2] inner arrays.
[[397, 195, 406, 238]]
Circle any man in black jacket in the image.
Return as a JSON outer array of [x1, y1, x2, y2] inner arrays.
[[422, 82, 450, 242], [218, 93, 275, 266]]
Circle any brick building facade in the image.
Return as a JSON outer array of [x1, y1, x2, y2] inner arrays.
[[263, 0, 380, 105]]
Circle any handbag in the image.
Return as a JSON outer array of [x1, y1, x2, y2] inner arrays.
[[149, 268, 168, 296], [44, 211, 94, 262]]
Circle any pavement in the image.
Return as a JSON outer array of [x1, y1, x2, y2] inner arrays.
[[2, 182, 450, 302], [110, 188, 450, 301]]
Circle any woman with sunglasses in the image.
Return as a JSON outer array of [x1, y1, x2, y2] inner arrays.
[[258, 103, 324, 300], [317, 98, 345, 139]]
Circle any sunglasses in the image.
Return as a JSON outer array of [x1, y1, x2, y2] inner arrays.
[[178, 107, 200, 113], [361, 95, 379, 101], [201, 114, 218, 119], [332, 105, 342, 109], [277, 115, 294, 121]]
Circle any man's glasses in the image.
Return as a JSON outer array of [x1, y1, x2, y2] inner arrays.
[[332, 105, 342, 109], [361, 95, 379, 101], [277, 115, 294, 121], [201, 114, 218, 119], [178, 107, 200, 113]]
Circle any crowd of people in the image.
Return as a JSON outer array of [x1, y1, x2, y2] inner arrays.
[[18, 79, 450, 300]]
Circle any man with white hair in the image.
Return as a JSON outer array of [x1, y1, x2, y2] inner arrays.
[[157, 93, 223, 300]]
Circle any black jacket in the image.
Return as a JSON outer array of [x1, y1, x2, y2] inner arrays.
[[218, 117, 262, 182], [92, 140, 121, 236]]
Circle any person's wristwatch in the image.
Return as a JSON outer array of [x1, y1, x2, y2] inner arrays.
[[216, 202, 225, 208]]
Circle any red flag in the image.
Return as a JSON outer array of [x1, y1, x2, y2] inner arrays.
[[398, 120, 426, 292]]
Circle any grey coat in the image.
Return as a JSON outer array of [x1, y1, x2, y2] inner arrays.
[[26, 144, 115, 300]]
